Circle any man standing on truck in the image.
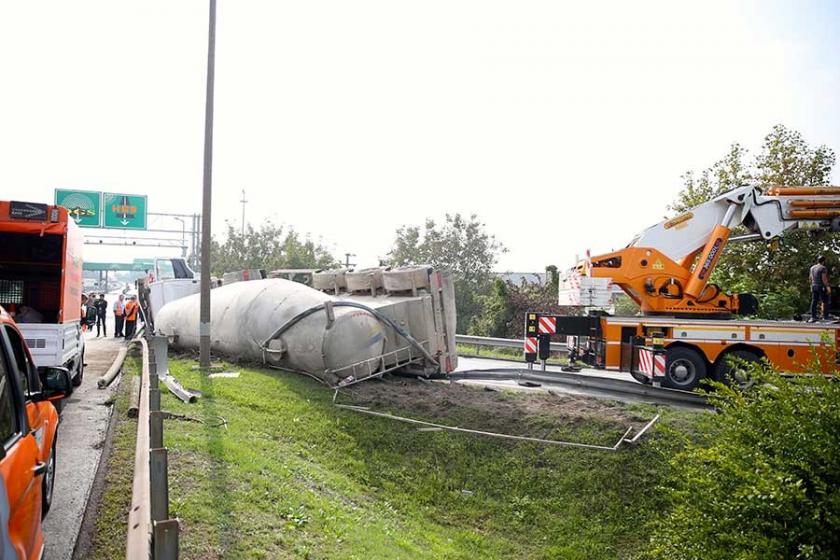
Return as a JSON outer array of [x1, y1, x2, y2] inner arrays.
[[124, 295, 139, 339], [809, 255, 831, 322], [95, 293, 108, 336], [113, 293, 125, 338]]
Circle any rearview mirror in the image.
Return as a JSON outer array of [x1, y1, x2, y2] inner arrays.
[[37, 366, 72, 401]]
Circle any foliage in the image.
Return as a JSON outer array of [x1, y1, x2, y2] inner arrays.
[[387, 213, 505, 332], [646, 363, 840, 560], [613, 294, 641, 317], [210, 221, 337, 277], [670, 125, 838, 319], [469, 274, 569, 339], [469, 278, 512, 338]]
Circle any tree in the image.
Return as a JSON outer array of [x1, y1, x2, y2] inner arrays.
[[668, 143, 752, 214], [210, 221, 337, 277], [469, 278, 512, 338], [670, 125, 838, 319], [387, 214, 505, 333]]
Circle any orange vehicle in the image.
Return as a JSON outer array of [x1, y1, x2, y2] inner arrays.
[[0, 307, 71, 560], [0, 201, 85, 388], [528, 185, 840, 390]]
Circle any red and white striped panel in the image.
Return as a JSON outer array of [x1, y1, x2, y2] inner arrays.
[[538, 316, 556, 334], [638, 349, 666, 378], [653, 353, 666, 378], [524, 337, 538, 353], [638, 348, 654, 377]]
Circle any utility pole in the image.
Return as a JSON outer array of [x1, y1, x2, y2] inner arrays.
[[199, 0, 217, 370], [240, 188, 247, 235], [344, 253, 356, 268]]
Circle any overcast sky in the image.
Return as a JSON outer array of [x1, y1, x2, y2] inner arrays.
[[1, 1, 838, 271]]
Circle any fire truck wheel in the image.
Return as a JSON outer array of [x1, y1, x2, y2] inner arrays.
[[663, 347, 706, 390], [72, 350, 85, 387], [714, 349, 760, 388]]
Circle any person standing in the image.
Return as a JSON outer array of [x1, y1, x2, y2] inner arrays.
[[124, 295, 139, 339], [809, 255, 831, 322], [95, 293, 108, 336], [113, 293, 126, 337]]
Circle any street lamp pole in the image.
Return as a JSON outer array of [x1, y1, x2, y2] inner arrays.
[[199, 0, 217, 369]]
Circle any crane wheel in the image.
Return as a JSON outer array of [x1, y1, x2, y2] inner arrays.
[[663, 347, 706, 391], [714, 349, 760, 388]]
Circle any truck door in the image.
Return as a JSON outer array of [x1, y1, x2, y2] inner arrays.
[[0, 335, 42, 560]]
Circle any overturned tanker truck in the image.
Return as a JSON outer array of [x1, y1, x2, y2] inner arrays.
[[149, 263, 458, 386]]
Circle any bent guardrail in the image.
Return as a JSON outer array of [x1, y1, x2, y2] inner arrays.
[[126, 335, 178, 560]]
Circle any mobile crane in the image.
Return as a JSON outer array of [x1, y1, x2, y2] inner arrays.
[[525, 185, 840, 390]]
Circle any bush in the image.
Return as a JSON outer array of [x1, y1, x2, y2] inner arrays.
[[646, 362, 840, 559]]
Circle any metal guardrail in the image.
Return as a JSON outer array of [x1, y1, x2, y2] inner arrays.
[[455, 334, 569, 354], [447, 368, 710, 409], [126, 335, 178, 560]]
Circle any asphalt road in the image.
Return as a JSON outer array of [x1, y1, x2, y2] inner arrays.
[[456, 355, 630, 381], [453, 356, 676, 405], [42, 325, 123, 560]]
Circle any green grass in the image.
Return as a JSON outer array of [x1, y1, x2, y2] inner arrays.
[[87, 354, 141, 560], [90, 356, 704, 559], [455, 343, 567, 365]]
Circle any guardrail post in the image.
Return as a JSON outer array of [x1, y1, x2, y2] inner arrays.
[[153, 519, 179, 560], [150, 448, 169, 521], [150, 335, 169, 377], [150, 411, 164, 449], [149, 388, 161, 412]]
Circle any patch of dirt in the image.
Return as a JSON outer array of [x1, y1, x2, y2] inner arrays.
[[339, 377, 652, 436]]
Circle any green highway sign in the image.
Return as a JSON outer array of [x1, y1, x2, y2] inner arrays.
[[55, 189, 102, 227], [103, 193, 147, 230]]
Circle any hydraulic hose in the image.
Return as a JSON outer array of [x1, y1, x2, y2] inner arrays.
[[697, 283, 722, 304]]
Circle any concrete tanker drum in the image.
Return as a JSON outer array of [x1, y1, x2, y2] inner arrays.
[[321, 310, 385, 372], [154, 278, 387, 384]]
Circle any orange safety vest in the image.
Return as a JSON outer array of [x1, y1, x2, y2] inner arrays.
[[113, 301, 125, 317], [125, 301, 139, 321]]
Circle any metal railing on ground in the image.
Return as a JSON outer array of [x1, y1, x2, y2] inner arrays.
[[455, 334, 569, 355], [126, 335, 178, 560]]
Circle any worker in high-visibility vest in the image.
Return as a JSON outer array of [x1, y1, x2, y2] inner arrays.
[[113, 293, 126, 338], [124, 295, 139, 339]]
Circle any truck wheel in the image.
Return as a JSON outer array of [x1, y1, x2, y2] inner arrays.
[[714, 349, 760, 388], [42, 439, 57, 517], [663, 347, 706, 391], [72, 351, 84, 387]]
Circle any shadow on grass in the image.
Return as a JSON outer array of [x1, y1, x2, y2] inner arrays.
[[195, 370, 239, 555]]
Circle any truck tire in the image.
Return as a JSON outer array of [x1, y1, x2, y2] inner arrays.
[[663, 347, 706, 391], [714, 349, 760, 388], [72, 350, 84, 387], [42, 438, 57, 517]]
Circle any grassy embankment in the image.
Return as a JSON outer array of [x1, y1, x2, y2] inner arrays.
[[89, 355, 703, 559]]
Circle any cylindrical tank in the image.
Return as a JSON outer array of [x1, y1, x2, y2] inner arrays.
[[154, 278, 385, 385]]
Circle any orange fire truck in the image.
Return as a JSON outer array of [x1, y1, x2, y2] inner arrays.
[[0, 201, 85, 388], [526, 185, 840, 390]]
